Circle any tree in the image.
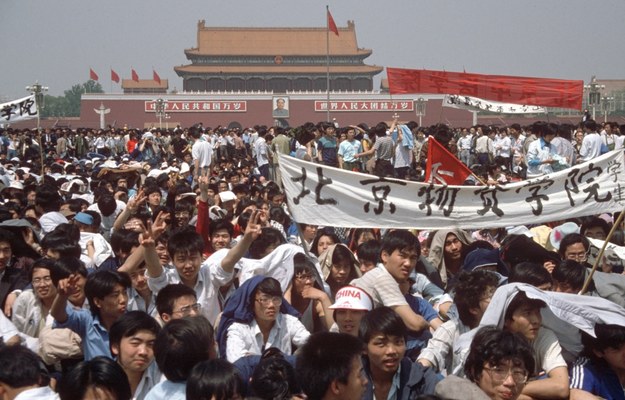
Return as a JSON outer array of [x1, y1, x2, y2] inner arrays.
[[40, 80, 103, 118]]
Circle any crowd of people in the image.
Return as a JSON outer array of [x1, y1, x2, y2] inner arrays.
[[0, 117, 624, 400]]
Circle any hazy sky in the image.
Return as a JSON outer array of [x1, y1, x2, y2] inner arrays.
[[2, 0, 624, 100]]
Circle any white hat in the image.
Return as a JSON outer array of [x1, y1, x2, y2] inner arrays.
[[180, 162, 190, 174], [218, 190, 236, 203], [549, 222, 580, 251], [329, 286, 373, 311], [9, 181, 24, 190], [209, 205, 228, 221]]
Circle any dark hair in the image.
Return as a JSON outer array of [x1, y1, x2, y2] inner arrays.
[[580, 217, 611, 238], [155, 283, 198, 316], [359, 306, 407, 343], [454, 271, 500, 328], [248, 227, 286, 259], [110, 228, 140, 255], [552, 260, 591, 293], [35, 184, 62, 212], [0, 228, 14, 246], [504, 291, 546, 322], [583, 119, 598, 132], [28, 257, 55, 282], [251, 354, 301, 400], [581, 323, 625, 359], [357, 240, 381, 264], [0, 345, 49, 388], [167, 226, 204, 258], [558, 233, 589, 257], [381, 230, 421, 258], [57, 356, 131, 400], [109, 311, 161, 353], [187, 359, 243, 400], [97, 194, 117, 217], [251, 277, 282, 308], [508, 262, 553, 288], [464, 326, 534, 383], [296, 332, 364, 400], [154, 316, 214, 382], [40, 228, 81, 258], [84, 270, 131, 317], [310, 228, 340, 257], [50, 257, 88, 287], [210, 219, 234, 238], [293, 252, 318, 277]]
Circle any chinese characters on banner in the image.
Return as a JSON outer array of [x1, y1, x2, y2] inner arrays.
[[314, 101, 414, 112], [443, 95, 546, 114], [144, 100, 247, 113], [279, 151, 625, 230], [387, 67, 583, 110], [0, 95, 38, 124]]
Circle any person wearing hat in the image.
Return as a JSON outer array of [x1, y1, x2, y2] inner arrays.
[[139, 132, 160, 168], [328, 285, 373, 337]]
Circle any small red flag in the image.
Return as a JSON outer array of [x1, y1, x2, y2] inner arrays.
[[111, 69, 120, 83], [327, 9, 339, 36], [131, 68, 139, 82], [153, 70, 161, 85], [425, 137, 473, 185], [89, 68, 99, 81]]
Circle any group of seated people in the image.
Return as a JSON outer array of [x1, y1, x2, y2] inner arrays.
[[0, 126, 625, 399]]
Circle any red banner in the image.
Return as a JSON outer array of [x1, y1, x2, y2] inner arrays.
[[387, 67, 583, 110]]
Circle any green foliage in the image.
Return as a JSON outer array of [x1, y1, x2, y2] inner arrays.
[[40, 80, 103, 117]]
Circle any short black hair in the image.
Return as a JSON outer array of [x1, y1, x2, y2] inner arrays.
[[504, 291, 546, 323], [155, 283, 198, 316], [210, 220, 234, 239], [508, 262, 553, 289], [250, 277, 282, 310], [359, 306, 407, 344], [582, 323, 625, 359], [57, 356, 131, 400], [110, 228, 141, 255], [558, 233, 589, 257], [187, 359, 243, 400], [454, 270, 500, 328], [28, 257, 55, 282], [167, 226, 204, 258], [248, 227, 286, 259], [154, 316, 214, 382], [251, 353, 301, 399], [0, 345, 49, 389], [464, 326, 535, 383], [356, 239, 381, 265], [310, 228, 340, 257], [84, 270, 131, 317], [296, 332, 364, 400], [109, 311, 161, 353], [51, 257, 88, 287], [552, 260, 591, 293], [381, 230, 421, 258], [580, 217, 611, 237]]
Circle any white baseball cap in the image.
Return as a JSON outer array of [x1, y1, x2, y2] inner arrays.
[[329, 286, 373, 311]]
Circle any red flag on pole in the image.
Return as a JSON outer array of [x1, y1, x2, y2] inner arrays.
[[425, 137, 473, 185], [153, 70, 161, 85], [131, 69, 139, 82], [89, 68, 99, 81], [327, 9, 339, 36], [111, 69, 120, 83]]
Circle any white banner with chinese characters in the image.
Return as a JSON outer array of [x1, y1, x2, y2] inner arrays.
[[279, 151, 625, 230], [0, 95, 38, 124], [443, 94, 546, 114]]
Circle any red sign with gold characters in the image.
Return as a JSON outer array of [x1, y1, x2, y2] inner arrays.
[[314, 100, 414, 112], [145, 101, 247, 113]]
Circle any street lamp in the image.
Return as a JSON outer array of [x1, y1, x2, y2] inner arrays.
[[26, 81, 48, 177], [583, 76, 604, 120], [154, 98, 166, 129], [25, 81, 48, 132], [415, 97, 427, 127], [601, 96, 615, 123]]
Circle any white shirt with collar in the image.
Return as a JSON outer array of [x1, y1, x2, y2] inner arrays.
[[225, 313, 310, 362], [146, 250, 234, 326], [133, 361, 162, 400], [14, 386, 59, 400]]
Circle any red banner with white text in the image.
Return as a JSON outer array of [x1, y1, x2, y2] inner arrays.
[[387, 67, 583, 110]]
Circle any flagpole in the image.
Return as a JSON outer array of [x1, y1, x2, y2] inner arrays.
[[326, 5, 331, 123]]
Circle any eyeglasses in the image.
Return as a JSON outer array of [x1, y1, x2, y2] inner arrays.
[[172, 303, 202, 316], [256, 295, 282, 307], [484, 366, 528, 384], [295, 273, 314, 282], [566, 251, 588, 262], [32, 276, 52, 285]]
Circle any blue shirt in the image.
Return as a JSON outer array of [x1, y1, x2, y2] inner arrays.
[[54, 305, 111, 360], [570, 357, 625, 400], [318, 136, 338, 167]]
